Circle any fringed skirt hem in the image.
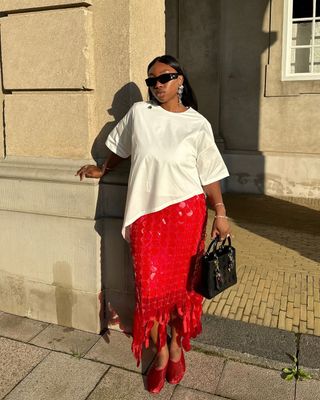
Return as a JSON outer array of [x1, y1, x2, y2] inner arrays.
[[129, 194, 207, 367]]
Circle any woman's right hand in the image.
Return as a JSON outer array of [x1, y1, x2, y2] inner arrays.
[[75, 165, 103, 181]]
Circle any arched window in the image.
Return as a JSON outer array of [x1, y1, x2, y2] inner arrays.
[[283, 0, 320, 79]]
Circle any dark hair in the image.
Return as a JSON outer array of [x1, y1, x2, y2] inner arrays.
[[147, 55, 198, 111]]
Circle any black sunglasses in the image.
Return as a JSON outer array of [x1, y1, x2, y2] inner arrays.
[[145, 73, 179, 87]]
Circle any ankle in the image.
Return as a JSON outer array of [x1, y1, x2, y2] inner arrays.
[[169, 340, 182, 359], [158, 345, 169, 356], [170, 340, 181, 351]]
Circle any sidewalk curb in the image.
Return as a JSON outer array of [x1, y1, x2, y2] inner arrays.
[[192, 314, 320, 379]]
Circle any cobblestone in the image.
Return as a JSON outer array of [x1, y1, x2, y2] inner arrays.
[[203, 194, 320, 336]]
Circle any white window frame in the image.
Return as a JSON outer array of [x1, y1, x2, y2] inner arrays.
[[282, 0, 320, 80]]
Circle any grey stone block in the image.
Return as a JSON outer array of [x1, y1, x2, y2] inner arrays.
[[172, 386, 230, 400], [85, 329, 154, 374], [296, 379, 320, 400], [30, 324, 100, 354], [216, 360, 295, 400], [197, 315, 296, 363], [299, 334, 320, 369], [87, 366, 174, 399], [0, 337, 49, 398], [180, 351, 225, 394], [0, 312, 48, 342], [5, 351, 108, 400]]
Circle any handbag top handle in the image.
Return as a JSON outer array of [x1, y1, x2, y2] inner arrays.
[[206, 236, 232, 256]]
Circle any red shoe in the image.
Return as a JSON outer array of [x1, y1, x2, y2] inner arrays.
[[166, 349, 186, 384], [146, 359, 169, 393]]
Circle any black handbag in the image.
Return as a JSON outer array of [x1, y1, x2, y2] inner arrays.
[[195, 236, 237, 299]]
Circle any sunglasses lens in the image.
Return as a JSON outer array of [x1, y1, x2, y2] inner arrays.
[[158, 74, 172, 84], [145, 73, 178, 87], [145, 77, 156, 87], [146, 78, 157, 87]]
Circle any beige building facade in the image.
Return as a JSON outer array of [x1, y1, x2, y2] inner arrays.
[[0, 0, 319, 332], [167, 0, 320, 198]]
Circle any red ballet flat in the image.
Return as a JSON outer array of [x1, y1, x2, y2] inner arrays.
[[166, 349, 186, 384], [146, 359, 169, 393]]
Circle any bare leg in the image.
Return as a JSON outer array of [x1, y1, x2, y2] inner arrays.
[[150, 320, 169, 369], [169, 315, 182, 361]]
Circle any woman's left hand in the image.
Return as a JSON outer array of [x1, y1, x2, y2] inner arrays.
[[211, 217, 231, 241]]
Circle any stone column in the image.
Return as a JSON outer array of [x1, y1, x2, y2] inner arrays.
[[0, 0, 165, 333]]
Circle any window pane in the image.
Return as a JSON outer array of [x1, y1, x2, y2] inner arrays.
[[291, 48, 312, 73], [317, 0, 320, 17], [314, 47, 320, 72], [293, 0, 313, 18], [315, 21, 320, 45], [292, 22, 312, 45]]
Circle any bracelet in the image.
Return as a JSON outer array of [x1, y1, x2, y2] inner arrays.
[[214, 202, 225, 207], [214, 215, 228, 219]]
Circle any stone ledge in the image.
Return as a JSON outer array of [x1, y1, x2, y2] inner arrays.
[[0, 157, 97, 184], [0, 156, 129, 186], [0, 157, 129, 219], [0, 1, 92, 14], [224, 151, 320, 198]]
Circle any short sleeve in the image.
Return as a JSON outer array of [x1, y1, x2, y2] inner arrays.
[[196, 120, 229, 185], [105, 106, 133, 158]]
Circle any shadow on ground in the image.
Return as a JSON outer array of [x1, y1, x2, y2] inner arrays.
[[221, 194, 320, 264]]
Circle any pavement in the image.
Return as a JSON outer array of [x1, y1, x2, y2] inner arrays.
[[1, 310, 320, 399], [204, 194, 320, 336], [0, 193, 320, 399]]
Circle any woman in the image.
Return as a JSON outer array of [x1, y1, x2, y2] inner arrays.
[[76, 55, 231, 393]]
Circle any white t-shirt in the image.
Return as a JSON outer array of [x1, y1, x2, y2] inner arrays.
[[106, 101, 229, 241]]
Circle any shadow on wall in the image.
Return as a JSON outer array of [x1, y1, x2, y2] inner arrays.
[[93, 82, 143, 347], [93, 82, 153, 371], [53, 261, 75, 327], [91, 82, 143, 164], [165, 2, 320, 265], [165, 0, 276, 177]]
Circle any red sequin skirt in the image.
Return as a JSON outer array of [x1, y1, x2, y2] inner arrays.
[[130, 194, 207, 366]]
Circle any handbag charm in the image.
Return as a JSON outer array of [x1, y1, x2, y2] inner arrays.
[[195, 236, 237, 299]]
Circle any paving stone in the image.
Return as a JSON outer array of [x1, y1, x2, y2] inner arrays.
[[295, 379, 320, 400], [299, 334, 320, 369], [30, 323, 100, 355], [172, 386, 227, 400], [216, 360, 295, 400], [0, 337, 49, 399], [196, 314, 296, 363], [5, 351, 108, 400], [315, 318, 320, 335], [0, 312, 48, 342], [84, 329, 154, 374], [205, 195, 320, 337], [180, 351, 225, 393], [87, 366, 174, 399]]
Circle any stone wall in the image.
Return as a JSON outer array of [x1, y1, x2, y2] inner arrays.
[[0, 0, 165, 332], [166, 0, 320, 198]]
